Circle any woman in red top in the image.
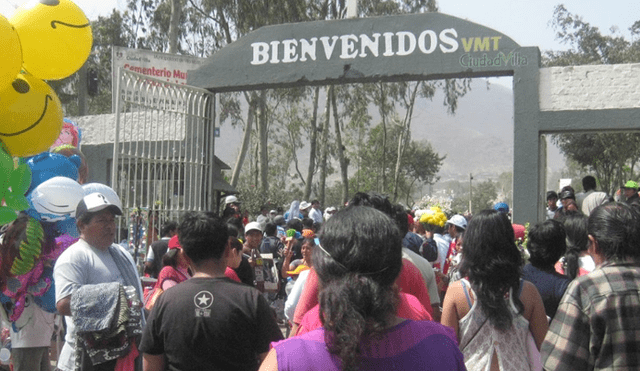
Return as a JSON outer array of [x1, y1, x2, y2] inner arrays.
[[154, 235, 192, 291]]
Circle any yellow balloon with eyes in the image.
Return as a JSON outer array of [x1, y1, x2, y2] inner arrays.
[[0, 74, 63, 157], [10, 0, 92, 81], [0, 15, 22, 94]]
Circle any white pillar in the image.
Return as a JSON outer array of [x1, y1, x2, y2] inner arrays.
[[346, 0, 357, 18]]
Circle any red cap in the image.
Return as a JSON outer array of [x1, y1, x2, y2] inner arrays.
[[168, 235, 181, 250], [512, 224, 526, 242]]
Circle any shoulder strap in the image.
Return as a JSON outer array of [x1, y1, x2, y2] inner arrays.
[[461, 279, 473, 307]]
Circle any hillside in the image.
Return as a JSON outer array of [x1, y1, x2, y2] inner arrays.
[[214, 78, 565, 187]]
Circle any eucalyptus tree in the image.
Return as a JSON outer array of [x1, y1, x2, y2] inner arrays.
[[545, 5, 640, 195]]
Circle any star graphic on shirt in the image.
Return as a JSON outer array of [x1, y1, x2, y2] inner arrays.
[[194, 291, 214, 309], [197, 294, 210, 305]]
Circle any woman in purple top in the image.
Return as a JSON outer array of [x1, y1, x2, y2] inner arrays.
[[260, 205, 466, 371]]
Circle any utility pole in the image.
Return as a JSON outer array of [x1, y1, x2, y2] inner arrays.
[[78, 64, 87, 116], [469, 173, 473, 214]]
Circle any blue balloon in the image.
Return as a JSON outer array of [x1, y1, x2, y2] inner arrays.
[[32, 267, 56, 313], [26, 152, 81, 194]]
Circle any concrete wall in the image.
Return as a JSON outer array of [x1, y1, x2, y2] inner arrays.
[[539, 63, 640, 111]]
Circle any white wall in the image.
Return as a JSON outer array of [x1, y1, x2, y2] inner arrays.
[[539, 63, 640, 111]]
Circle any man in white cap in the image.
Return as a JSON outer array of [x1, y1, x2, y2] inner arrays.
[[54, 191, 143, 371], [435, 214, 467, 300], [222, 195, 241, 221]]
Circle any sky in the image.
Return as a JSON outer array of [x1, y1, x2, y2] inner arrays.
[[1, 0, 638, 53]]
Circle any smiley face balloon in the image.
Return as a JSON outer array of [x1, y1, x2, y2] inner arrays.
[[0, 74, 63, 157], [0, 15, 22, 94], [10, 0, 92, 81]]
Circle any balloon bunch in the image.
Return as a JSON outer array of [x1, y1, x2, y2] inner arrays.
[[0, 0, 92, 158], [0, 0, 93, 328], [0, 152, 86, 324]]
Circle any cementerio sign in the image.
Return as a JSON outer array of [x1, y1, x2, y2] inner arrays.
[[188, 12, 522, 92]]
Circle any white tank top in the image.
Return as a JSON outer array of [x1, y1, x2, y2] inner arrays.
[[458, 279, 533, 371]]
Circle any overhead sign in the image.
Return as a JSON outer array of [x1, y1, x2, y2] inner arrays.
[[189, 12, 523, 92], [112, 46, 207, 112]]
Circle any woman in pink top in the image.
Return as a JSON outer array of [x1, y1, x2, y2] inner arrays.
[[260, 206, 464, 371], [154, 235, 191, 291]]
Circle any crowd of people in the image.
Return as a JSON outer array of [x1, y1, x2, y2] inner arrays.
[[9, 176, 640, 371]]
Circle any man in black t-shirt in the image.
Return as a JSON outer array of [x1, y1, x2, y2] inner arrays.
[[140, 212, 283, 371]]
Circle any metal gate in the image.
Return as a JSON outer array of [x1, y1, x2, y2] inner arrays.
[[113, 69, 216, 263]]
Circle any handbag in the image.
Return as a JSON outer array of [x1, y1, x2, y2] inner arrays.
[[144, 287, 164, 311]]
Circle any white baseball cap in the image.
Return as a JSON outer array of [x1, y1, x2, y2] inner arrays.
[[447, 214, 467, 229], [76, 192, 123, 219], [244, 221, 263, 234], [225, 195, 239, 205]]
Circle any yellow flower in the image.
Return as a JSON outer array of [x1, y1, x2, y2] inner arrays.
[[419, 206, 446, 227]]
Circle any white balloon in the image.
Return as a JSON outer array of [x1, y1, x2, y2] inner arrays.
[[29, 176, 84, 221]]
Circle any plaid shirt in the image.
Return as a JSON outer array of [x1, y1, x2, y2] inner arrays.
[[541, 260, 640, 371]]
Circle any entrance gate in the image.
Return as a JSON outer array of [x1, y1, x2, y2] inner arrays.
[[188, 11, 640, 224], [113, 69, 216, 262], [188, 12, 542, 223]]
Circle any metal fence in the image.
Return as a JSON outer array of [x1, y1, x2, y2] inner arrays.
[[112, 69, 216, 263]]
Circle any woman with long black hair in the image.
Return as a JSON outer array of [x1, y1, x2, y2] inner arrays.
[[557, 214, 594, 279], [441, 209, 548, 371], [260, 206, 465, 371]]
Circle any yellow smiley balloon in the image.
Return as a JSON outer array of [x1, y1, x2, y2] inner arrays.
[[0, 74, 63, 157], [0, 15, 22, 94], [10, 0, 92, 81]]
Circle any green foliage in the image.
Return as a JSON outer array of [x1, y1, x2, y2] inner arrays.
[[348, 122, 444, 200], [543, 5, 640, 67], [0, 150, 32, 224], [231, 171, 293, 216], [450, 179, 497, 215], [552, 133, 640, 195]]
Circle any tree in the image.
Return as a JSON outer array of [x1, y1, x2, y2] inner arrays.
[[545, 5, 640, 196], [552, 133, 640, 195], [450, 179, 497, 214], [349, 122, 444, 200], [543, 5, 640, 67]]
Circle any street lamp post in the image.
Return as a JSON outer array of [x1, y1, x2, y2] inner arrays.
[[469, 173, 473, 214]]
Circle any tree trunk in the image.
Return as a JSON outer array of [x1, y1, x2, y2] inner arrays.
[[379, 83, 387, 193], [393, 82, 420, 202], [258, 90, 269, 192], [168, 0, 181, 53], [230, 93, 255, 187], [331, 86, 348, 205], [304, 86, 321, 200], [319, 87, 332, 206]]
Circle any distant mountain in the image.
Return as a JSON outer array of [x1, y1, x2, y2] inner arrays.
[[411, 79, 514, 181], [214, 78, 565, 185]]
